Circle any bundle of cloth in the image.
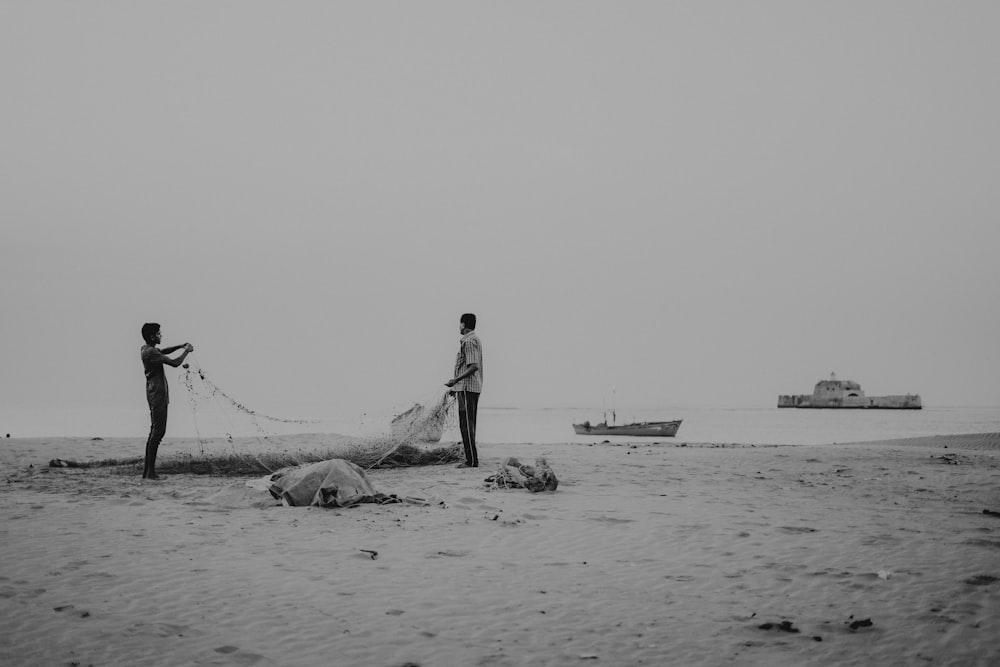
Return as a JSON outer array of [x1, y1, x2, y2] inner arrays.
[[389, 394, 452, 444], [268, 459, 422, 507]]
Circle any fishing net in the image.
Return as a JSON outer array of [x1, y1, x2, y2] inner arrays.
[[182, 362, 462, 472], [50, 360, 462, 475], [484, 457, 559, 492]]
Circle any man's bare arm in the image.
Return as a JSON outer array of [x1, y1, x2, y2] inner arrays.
[[162, 344, 194, 367]]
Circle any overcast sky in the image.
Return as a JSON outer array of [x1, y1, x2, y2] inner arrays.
[[3, 2, 998, 431]]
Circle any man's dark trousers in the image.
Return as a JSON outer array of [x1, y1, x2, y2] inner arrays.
[[457, 391, 479, 467], [144, 401, 167, 477]]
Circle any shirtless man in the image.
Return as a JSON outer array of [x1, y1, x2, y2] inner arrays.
[[140, 323, 193, 479]]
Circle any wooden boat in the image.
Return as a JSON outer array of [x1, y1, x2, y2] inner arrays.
[[572, 419, 682, 437]]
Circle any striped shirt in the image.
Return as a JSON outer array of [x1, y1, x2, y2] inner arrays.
[[453, 331, 483, 393]]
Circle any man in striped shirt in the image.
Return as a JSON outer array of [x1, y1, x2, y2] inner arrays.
[[446, 313, 483, 468]]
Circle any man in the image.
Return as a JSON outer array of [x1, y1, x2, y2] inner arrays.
[[445, 313, 483, 468], [140, 323, 193, 480]]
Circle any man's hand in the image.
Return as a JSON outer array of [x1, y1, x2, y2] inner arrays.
[[185, 343, 194, 353], [445, 379, 457, 387]]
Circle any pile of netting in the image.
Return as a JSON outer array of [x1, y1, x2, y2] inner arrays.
[[49, 364, 463, 475], [484, 457, 559, 492]]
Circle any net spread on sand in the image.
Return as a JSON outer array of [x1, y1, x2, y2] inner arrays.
[[49, 364, 462, 475]]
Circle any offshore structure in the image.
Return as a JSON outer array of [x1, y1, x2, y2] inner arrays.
[[778, 373, 922, 409]]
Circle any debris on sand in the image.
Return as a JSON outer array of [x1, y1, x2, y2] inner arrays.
[[485, 457, 559, 492]]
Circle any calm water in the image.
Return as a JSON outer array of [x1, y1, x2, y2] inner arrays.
[[475, 406, 1000, 445], [3, 404, 999, 446]]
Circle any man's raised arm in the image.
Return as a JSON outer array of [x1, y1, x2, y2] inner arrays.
[[161, 343, 194, 367]]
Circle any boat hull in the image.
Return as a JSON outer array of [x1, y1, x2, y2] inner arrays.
[[572, 420, 682, 437]]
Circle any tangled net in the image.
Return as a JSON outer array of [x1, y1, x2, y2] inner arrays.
[[50, 367, 463, 475], [175, 365, 462, 473], [484, 457, 559, 492]]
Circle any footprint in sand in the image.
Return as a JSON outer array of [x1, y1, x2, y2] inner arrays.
[[587, 516, 635, 524], [963, 538, 1000, 550], [428, 549, 470, 558], [1, 586, 45, 599], [212, 645, 267, 665], [778, 526, 817, 534], [53, 604, 91, 618], [125, 622, 192, 638]]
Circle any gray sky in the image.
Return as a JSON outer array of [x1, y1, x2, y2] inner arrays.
[[3, 1, 998, 424]]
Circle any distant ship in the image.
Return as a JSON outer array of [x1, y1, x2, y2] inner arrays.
[[778, 373, 922, 409]]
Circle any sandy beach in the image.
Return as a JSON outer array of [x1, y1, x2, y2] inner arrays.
[[2, 434, 999, 666]]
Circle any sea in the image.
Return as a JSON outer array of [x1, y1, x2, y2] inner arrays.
[[476, 405, 1000, 445], [2, 403, 1000, 447]]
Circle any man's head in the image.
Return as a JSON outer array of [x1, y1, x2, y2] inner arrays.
[[141, 322, 161, 344], [460, 313, 476, 334]]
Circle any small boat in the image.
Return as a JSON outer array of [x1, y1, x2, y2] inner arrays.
[[572, 419, 682, 437]]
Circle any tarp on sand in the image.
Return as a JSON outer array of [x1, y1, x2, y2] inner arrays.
[[268, 459, 400, 508]]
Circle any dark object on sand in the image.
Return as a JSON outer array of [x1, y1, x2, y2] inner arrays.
[[50, 459, 86, 468], [848, 618, 873, 630], [758, 620, 799, 633], [983, 509, 1000, 517]]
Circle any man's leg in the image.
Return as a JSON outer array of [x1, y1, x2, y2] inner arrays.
[[144, 403, 168, 479], [143, 409, 155, 478], [466, 391, 479, 467], [457, 391, 479, 467]]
